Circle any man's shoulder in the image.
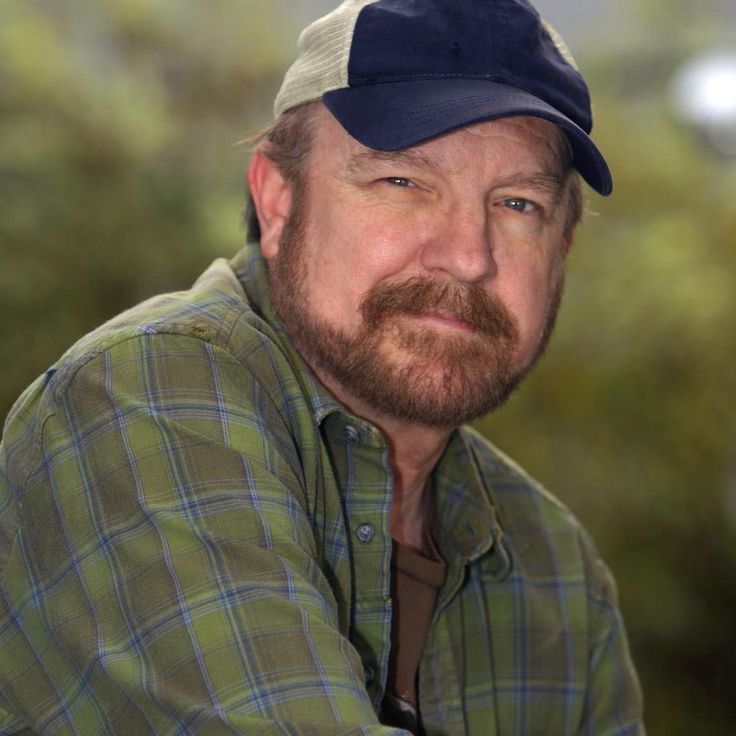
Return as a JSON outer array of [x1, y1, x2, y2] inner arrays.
[[461, 425, 571, 515], [459, 426, 592, 565], [2, 254, 291, 453], [36, 254, 289, 402], [54, 256, 255, 375]]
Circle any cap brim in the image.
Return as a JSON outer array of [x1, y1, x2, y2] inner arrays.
[[323, 78, 612, 196]]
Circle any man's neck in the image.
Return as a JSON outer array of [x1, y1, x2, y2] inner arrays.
[[382, 420, 450, 554]]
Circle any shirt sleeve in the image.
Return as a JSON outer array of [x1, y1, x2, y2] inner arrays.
[[1, 332, 407, 735], [578, 529, 647, 736]]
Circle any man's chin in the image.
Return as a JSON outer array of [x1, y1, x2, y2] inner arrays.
[[396, 311, 479, 335], [383, 320, 499, 362], [330, 337, 524, 428], [348, 373, 522, 429]]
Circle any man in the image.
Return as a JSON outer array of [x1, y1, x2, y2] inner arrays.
[[0, 0, 644, 734]]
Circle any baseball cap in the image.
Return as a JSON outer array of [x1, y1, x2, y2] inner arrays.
[[274, 0, 612, 195]]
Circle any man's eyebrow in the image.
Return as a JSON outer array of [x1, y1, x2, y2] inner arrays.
[[494, 172, 569, 207], [344, 148, 442, 175], [495, 172, 566, 192]]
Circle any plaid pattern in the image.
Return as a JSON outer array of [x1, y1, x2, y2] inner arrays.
[[0, 245, 644, 735]]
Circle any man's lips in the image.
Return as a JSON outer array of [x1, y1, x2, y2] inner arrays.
[[407, 311, 477, 333]]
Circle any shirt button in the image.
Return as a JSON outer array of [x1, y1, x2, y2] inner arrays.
[[344, 425, 360, 442], [356, 523, 375, 543], [364, 665, 375, 685]]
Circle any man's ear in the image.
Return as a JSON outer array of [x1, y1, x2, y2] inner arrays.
[[247, 149, 292, 260], [562, 229, 575, 257]]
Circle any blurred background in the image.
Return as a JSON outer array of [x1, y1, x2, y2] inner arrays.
[[1, 0, 735, 732]]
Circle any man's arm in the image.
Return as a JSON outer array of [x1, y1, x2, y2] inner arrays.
[[0, 332, 405, 735]]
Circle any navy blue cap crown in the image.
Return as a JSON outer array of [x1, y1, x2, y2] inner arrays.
[[315, 0, 612, 195]]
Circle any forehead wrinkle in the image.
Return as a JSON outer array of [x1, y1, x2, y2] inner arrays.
[[344, 147, 443, 177]]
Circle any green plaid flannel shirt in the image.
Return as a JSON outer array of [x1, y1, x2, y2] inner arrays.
[[0, 244, 644, 735]]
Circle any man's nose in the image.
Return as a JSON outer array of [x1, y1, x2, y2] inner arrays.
[[419, 200, 496, 284]]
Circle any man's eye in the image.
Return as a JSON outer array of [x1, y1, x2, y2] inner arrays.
[[503, 197, 536, 213], [383, 177, 414, 188]]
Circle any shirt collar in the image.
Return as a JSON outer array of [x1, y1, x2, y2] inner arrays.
[[432, 429, 505, 564]]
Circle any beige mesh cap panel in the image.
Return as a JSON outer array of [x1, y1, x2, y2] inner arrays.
[[273, 0, 377, 117]]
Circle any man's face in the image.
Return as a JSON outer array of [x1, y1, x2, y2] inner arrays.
[[265, 106, 573, 428]]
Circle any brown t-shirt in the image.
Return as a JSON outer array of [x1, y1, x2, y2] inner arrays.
[[380, 541, 447, 735]]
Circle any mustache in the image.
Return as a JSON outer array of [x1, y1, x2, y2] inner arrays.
[[360, 277, 518, 340]]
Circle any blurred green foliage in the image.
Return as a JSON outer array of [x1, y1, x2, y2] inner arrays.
[[0, 0, 288, 407], [1, 1, 734, 734]]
